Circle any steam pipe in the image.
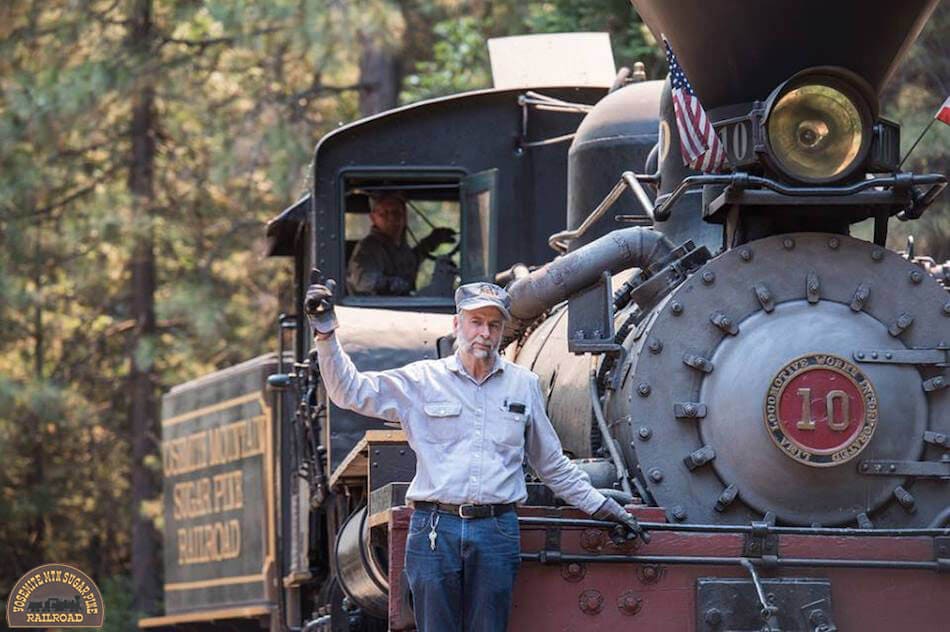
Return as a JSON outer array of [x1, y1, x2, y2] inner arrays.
[[590, 358, 633, 497], [506, 226, 675, 343]]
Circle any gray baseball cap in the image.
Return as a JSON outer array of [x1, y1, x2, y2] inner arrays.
[[454, 282, 511, 320]]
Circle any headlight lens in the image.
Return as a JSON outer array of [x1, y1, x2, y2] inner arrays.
[[767, 83, 866, 182]]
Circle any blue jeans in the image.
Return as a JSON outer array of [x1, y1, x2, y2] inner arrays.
[[405, 509, 521, 632]]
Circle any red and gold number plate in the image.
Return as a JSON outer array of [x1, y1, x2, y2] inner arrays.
[[764, 354, 879, 467]]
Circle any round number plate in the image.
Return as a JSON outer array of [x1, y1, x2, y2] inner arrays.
[[765, 353, 879, 467]]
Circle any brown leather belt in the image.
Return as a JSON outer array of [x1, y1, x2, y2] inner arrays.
[[412, 500, 516, 519]]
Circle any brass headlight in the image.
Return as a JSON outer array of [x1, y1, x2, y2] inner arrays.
[[765, 78, 872, 183]]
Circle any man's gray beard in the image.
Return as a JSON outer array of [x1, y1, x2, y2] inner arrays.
[[456, 327, 499, 360]]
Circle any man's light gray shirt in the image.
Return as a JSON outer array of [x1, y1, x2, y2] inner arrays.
[[315, 334, 607, 515]]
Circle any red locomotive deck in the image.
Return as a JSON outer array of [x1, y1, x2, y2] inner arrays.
[[387, 506, 949, 631]]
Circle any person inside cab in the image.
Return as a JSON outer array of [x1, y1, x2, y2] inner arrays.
[[346, 193, 455, 296]]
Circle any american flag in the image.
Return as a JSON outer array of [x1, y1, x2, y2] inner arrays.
[[937, 96, 950, 126], [664, 38, 728, 173]]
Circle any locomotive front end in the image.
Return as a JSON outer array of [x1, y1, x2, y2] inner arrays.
[[510, 0, 948, 531]]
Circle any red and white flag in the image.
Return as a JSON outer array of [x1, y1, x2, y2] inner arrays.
[[936, 96, 950, 126], [663, 37, 729, 173]]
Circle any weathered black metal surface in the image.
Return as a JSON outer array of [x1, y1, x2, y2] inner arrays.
[[632, 0, 939, 108], [567, 80, 664, 249], [695, 577, 834, 631], [615, 233, 949, 527], [159, 354, 281, 615], [310, 87, 607, 289], [367, 444, 417, 493], [265, 195, 309, 257]]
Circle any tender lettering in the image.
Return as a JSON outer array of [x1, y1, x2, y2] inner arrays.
[[177, 519, 242, 565]]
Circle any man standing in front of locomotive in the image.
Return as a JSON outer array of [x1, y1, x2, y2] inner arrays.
[[306, 278, 647, 631], [346, 193, 456, 296]]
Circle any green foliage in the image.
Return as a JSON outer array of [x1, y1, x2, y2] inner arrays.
[[400, 0, 662, 103], [879, 2, 950, 259], [402, 17, 491, 102], [97, 575, 140, 632]]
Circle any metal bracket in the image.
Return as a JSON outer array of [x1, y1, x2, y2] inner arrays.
[[743, 520, 779, 561], [674, 402, 708, 419], [538, 524, 562, 565], [683, 353, 714, 373], [684, 446, 716, 471], [858, 458, 950, 479], [923, 431, 950, 448], [568, 271, 622, 355], [853, 347, 948, 366], [935, 537, 950, 573], [923, 376, 948, 392]]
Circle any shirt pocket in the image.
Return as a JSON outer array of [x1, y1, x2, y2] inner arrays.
[[421, 401, 464, 443], [490, 409, 527, 449]]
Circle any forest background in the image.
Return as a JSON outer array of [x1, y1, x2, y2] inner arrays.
[[0, 1, 947, 628]]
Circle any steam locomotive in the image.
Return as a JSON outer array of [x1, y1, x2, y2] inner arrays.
[[140, 1, 949, 631]]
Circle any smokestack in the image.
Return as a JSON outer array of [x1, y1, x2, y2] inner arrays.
[[631, 0, 938, 111]]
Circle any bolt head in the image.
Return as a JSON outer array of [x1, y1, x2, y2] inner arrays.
[[871, 248, 884, 261], [943, 302, 950, 315], [783, 238, 795, 250], [828, 237, 840, 249], [910, 270, 923, 284], [702, 270, 715, 284], [671, 505, 687, 521], [856, 352, 865, 359], [671, 301, 683, 315], [637, 383, 651, 397], [648, 339, 663, 353], [739, 248, 752, 261], [638, 427, 652, 440], [705, 608, 723, 626], [649, 468, 663, 482]]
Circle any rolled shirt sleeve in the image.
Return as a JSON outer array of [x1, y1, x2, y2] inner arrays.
[[524, 375, 607, 516]]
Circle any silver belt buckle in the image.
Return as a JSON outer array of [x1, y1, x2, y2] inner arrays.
[[458, 504, 474, 518]]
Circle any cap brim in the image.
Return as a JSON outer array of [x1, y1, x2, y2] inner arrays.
[[457, 298, 511, 320]]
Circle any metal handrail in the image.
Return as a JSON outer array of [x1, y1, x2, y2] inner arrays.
[[517, 515, 950, 537], [652, 171, 948, 221], [548, 171, 659, 253]]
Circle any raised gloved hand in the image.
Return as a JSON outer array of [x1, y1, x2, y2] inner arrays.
[[305, 269, 339, 336], [593, 497, 650, 543], [418, 227, 456, 253]]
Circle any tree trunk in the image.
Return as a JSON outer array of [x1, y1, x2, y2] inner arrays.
[[127, 0, 160, 615], [357, 29, 401, 116]]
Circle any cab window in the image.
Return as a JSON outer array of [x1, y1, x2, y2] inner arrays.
[[342, 173, 462, 304]]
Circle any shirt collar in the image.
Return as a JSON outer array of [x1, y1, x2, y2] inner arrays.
[[445, 351, 505, 384]]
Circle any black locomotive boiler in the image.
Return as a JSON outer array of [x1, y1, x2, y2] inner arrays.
[[140, 1, 949, 631]]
